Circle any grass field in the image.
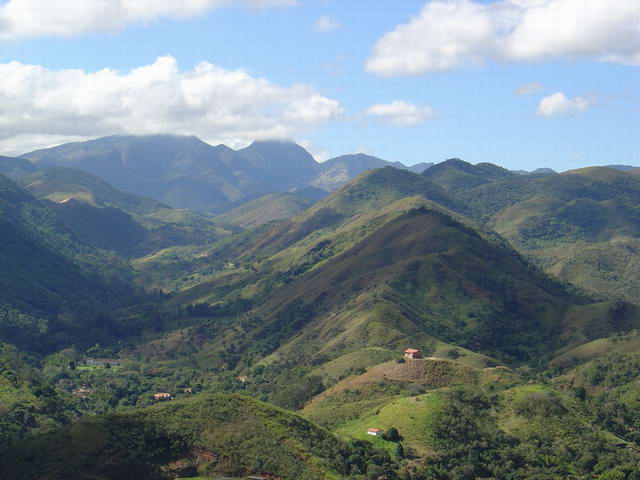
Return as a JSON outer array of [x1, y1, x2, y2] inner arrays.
[[336, 392, 444, 456]]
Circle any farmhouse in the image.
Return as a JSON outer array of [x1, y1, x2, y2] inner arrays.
[[237, 375, 249, 383], [153, 392, 172, 401], [404, 348, 422, 359], [83, 358, 121, 367], [73, 387, 94, 398], [367, 428, 384, 436]]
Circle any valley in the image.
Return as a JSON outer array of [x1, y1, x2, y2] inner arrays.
[[1, 136, 639, 480]]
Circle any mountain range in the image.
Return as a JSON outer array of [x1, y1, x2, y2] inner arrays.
[[17, 135, 433, 213], [1, 135, 639, 479]]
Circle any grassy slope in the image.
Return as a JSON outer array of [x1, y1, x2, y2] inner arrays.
[[426, 162, 640, 303], [216, 192, 315, 229], [133, 168, 640, 375], [304, 357, 519, 430], [309, 377, 628, 467], [229, 208, 636, 366], [21, 166, 168, 215], [20, 167, 233, 258], [0, 393, 365, 480]]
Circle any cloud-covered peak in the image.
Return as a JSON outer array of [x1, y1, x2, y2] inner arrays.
[[0, 56, 341, 155]]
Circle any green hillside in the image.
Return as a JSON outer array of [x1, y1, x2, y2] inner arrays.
[[0, 174, 146, 352], [216, 192, 315, 228], [309, 381, 639, 479], [0, 155, 37, 178], [22, 166, 168, 215], [19, 167, 233, 257], [0, 393, 395, 480], [424, 161, 640, 303], [422, 158, 515, 192], [136, 168, 639, 373]]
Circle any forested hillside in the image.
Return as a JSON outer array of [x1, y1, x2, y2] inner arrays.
[[1, 153, 639, 480], [424, 160, 640, 303]]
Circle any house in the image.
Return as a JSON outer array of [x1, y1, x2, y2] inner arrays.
[[404, 348, 422, 359], [83, 358, 121, 367], [367, 428, 384, 436], [153, 392, 172, 401], [73, 387, 94, 398], [237, 376, 249, 383], [183, 387, 193, 394]]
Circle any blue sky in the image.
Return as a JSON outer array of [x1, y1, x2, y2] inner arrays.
[[0, 0, 638, 171]]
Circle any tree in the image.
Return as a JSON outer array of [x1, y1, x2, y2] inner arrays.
[[395, 443, 404, 459], [384, 427, 400, 442]]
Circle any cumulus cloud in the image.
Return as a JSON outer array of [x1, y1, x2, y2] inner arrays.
[[313, 15, 341, 33], [0, 0, 296, 40], [537, 92, 590, 117], [366, 0, 640, 76], [0, 56, 342, 155], [366, 101, 435, 126], [515, 82, 544, 96]]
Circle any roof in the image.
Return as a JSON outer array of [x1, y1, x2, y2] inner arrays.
[[154, 392, 171, 397], [404, 348, 420, 353], [367, 428, 383, 432]]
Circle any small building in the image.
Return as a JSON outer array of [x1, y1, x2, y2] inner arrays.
[[367, 428, 384, 437], [237, 376, 249, 383], [183, 387, 193, 394], [153, 392, 172, 401], [404, 348, 422, 359], [84, 358, 121, 367], [73, 387, 94, 398]]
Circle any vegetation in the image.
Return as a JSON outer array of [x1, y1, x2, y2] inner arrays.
[[2, 156, 640, 479]]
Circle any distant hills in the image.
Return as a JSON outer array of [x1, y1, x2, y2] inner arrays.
[[0, 155, 37, 178], [158, 167, 639, 371], [18, 166, 233, 258], [12, 134, 638, 216], [0, 173, 139, 352], [310, 153, 432, 191], [18, 135, 434, 213], [2, 137, 640, 479], [421, 160, 640, 304]]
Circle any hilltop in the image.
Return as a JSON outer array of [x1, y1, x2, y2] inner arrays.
[[423, 160, 640, 303]]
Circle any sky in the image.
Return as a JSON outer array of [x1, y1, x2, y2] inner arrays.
[[0, 0, 638, 171]]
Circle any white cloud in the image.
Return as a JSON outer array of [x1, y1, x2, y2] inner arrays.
[[0, 56, 342, 155], [366, 100, 435, 126], [0, 0, 296, 40], [313, 15, 341, 33], [515, 82, 544, 96], [537, 92, 590, 117], [366, 0, 640, 76]]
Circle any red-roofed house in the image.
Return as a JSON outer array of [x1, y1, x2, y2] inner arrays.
[[404, 348, 422, 359], [367, 428, 384, 436]]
